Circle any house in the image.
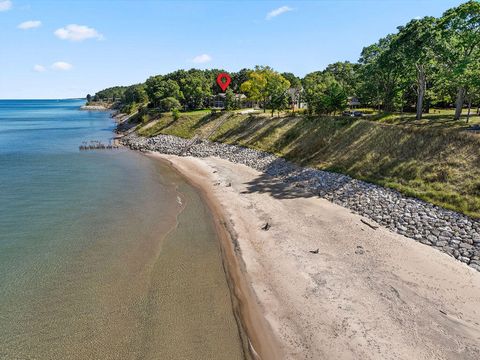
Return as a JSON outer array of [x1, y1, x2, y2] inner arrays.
[[210, 93, 249, 109], [287, 87, 307, 110], [348, 96, 361, 109]]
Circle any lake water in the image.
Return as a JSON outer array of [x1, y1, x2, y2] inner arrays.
[[0, 99, 245, 359]]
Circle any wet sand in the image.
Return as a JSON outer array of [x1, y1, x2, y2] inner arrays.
[[151, 154, 283, 360], [152, 153, 480, 360], [0, 152, 247, 360]]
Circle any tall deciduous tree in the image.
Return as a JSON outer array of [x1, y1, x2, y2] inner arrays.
[[358, 35, 404, 111], [241, 66, 270, 112], [241, 66, 290, 114], [145, 76, 182, 108], [437, 0, 480, 120], [266, 73, 290, 117], [232, 68, 251, 92], [123, 84, 148, 105], [323, 61, 360, 96], [303, 72, 347, 115], [392, 16, 438, 119], [165, 69, 212, 109]]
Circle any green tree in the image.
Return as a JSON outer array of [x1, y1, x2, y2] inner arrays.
[[281, 72, 301, 89], [392, 16, 438, 119], [181, 70, 212, 109], [323, 62, 360, 96], [165, 69, 212, 109], [224, 88, 236, 110], [303, 72, 347, 115], [93, 86, 127, 102], [437, 0, 480, 120], [123, 84, 148, 105], [241, 66, 289, 113], [358, 35, 404, 111], [266, 73, 290, 116], [145, 76, 182, 108], [159, 97, 181, 112], [203, 68, 228, 95], [232, 68, 251, 92], [241, 66, 269, 111]]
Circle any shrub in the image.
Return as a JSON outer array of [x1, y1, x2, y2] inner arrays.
[[172, 108, 180, 121], [159, 97, 181, 112]]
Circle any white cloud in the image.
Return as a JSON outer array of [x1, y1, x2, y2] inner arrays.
[[18, 20, 42, 30], [51, 61, 73, 71], [192, 54, 212, 63], [54, 24, 103, 42], [33, 64, 46, 72], [0, 0, 12, 11], [266, 5, 293, 20]]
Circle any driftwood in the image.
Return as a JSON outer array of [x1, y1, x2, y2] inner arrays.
[[361, 219, 378, 230]]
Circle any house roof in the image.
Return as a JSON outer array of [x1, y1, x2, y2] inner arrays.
[[213, 93, 247, 99], [348, 96, 361, 106]]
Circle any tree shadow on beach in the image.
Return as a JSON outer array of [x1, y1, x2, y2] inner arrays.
[[241, 159, 317, 200]]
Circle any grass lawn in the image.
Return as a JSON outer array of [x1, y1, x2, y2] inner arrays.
[[369, 108, 480, 130], [132, 108, 480, 218]]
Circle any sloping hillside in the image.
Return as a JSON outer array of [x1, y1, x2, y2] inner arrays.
[[135, 111, 480, 218]]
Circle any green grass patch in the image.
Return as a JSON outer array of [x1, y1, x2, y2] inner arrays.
[[134, 109, 480, 218]]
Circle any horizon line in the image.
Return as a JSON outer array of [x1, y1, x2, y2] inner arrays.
[[0, 98, 86, 100]]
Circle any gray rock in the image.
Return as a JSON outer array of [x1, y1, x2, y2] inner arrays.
[[121, 133, 480, 272]]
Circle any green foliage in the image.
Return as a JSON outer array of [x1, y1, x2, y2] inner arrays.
[[159, 97, 181, 112], [172, 108, 180, 121], [322, 62, 360, 96], [303, 73, 347, 115], [355, 1, 480, 118], [224, 88, 236, 110], [240, 66, 270, 108], [134, 110, 480, 217], [358, 34, 404, 111], [90, 1, 480, 119], [436, 0, 480, 118], [123, 84, 148, 105], [241, 66, 290, 113], [266, 74, 290, 116], [165, 69, 212, 109], [231, 68, 251, 92], [93, 86, 127, 102], [145, 76, 182, 108], [281, 72, 301, 89]]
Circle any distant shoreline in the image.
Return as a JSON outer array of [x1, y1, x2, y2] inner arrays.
[[80, 104, 110, 111]]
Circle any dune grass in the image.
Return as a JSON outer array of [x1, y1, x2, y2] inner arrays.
[[134, 109, 480, 218]]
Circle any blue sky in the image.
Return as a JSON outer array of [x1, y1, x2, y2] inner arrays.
[[0, 0, 465, 99]]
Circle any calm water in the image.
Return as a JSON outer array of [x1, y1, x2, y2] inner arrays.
[[0, 100, 244, 359]]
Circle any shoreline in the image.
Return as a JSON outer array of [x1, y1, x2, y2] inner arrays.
[[122, 133, 480, 272], [147, 152, 480, 359], [149, 152, 283, 360], [80, 104, 111, 111]]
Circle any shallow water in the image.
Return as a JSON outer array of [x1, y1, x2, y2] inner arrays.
[[0, 100, 244, 359]]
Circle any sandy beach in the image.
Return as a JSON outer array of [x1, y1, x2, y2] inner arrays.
[[152, 153, 480, 360]]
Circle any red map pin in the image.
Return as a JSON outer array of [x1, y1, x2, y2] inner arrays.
[[216, 72, 231, 92]]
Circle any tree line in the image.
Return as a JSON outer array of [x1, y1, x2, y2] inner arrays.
[[88, 1, 480, 120]]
